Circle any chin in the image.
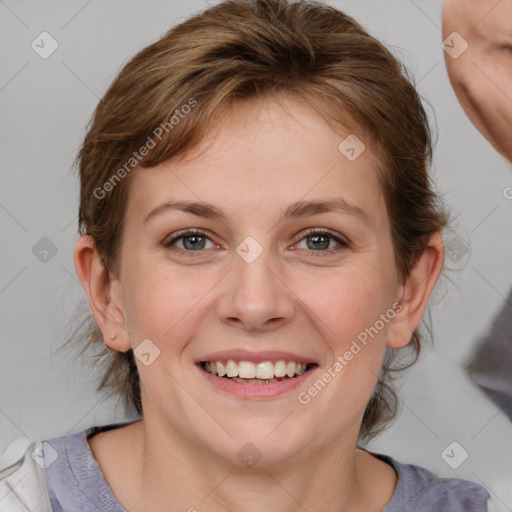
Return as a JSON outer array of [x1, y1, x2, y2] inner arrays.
[[209, 423, 312, 468]]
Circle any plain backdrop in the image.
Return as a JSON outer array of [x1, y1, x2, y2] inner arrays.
[[1, 0, 512, 507]]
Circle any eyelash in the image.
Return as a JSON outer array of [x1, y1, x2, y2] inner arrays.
[[163, 228, 350, 257]]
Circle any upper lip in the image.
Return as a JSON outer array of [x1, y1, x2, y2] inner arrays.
[[195, 349, 319, 365]]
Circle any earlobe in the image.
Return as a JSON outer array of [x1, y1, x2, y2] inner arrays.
[[73, 235, 132, 352], [386, 232, 444, 349]]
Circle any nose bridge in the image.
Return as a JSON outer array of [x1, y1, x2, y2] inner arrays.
[[236, 250, 277, 301], [217, 239, 294, 331]]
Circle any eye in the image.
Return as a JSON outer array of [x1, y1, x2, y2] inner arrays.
[[163, 229, 218, 254], [163, 227, 350, 256], [293, 228, 350, 254]]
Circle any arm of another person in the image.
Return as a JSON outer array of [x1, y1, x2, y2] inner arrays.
[[0, 437, 52, 512]]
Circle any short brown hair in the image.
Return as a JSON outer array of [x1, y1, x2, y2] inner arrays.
[[70, 0, 447, 440]]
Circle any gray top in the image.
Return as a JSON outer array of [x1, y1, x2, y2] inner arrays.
[[42, 421, 492, 511], [467, 286, 512, 420]]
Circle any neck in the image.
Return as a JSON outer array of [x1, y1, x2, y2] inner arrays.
[[121, 418, 393, 512]]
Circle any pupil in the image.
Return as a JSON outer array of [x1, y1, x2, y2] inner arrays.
[[308, 235, 329, 250], [184, 235, 205, 250]]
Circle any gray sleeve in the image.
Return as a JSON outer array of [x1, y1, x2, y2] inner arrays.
[[467, 286, 512, 419]]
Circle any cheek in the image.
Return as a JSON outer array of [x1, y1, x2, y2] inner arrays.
[[293, 264, 395, 351], [465, 73, 512, 156], [473, 64, 512, 115], [121, 261, 209, 344], [452, 51, 512, 123], [448, 64, 499, 139], [290, 266, 397, 424]]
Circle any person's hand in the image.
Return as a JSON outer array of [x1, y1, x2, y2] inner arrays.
[[442, 0, 512, 162]]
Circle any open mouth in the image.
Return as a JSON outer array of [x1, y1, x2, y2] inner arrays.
[[199, 360, 318, 384]]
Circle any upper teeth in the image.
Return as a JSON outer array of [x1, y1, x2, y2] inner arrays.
[[204, 360, 308, 379]]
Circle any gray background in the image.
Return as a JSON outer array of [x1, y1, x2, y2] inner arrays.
[[1, 0, 511, 506]]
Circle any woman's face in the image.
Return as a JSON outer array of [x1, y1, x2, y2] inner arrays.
[[443, 0, 512, 161], [107, 97, 410, 465]]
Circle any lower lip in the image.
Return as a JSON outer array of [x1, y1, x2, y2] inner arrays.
[[197, 364, 317, 399]]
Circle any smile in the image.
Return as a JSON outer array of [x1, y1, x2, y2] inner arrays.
[[197, 357, 318, 398], [201, 360, 315, 383], [195, 349, 320, 398]]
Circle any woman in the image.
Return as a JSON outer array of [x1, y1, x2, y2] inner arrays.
[[0, 0, 500, 510], [443, 0, 512, 422]]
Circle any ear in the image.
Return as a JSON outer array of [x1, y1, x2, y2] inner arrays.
[[73, 235, 131, 352], [386, 232, 444, 349]]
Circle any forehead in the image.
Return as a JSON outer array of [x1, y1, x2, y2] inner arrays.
[[126, 96, 386, 226]]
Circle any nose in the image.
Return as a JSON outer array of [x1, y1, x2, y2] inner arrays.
[[216, 248, 295, 333]]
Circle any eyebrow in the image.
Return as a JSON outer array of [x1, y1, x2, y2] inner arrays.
[[143, 198, 372, 226]]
